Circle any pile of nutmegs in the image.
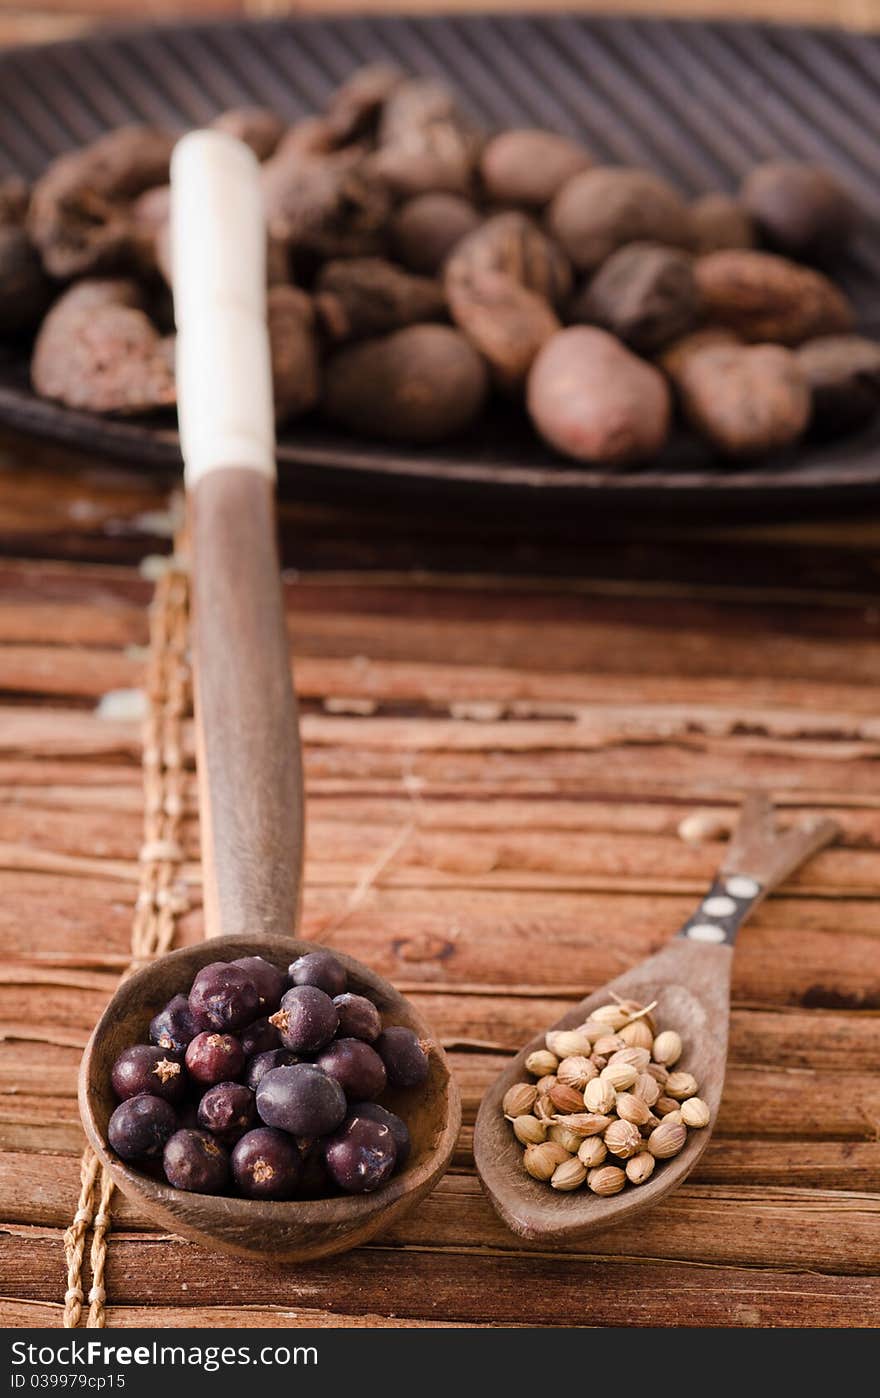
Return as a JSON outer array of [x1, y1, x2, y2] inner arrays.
[[3, 64, 879, 464], [107, 951, 428, 1199], [503, 999, 708, 1195]]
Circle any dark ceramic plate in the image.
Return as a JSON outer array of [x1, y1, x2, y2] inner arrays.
[[1, 13, 879, 517]]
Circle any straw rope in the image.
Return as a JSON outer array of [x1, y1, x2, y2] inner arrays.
[[63, 545, 191, 1328]]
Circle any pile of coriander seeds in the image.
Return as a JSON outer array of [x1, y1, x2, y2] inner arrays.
[[503, 998, 709, 1195]]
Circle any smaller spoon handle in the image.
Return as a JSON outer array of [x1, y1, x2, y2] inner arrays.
[[676, 792, 839, 947]]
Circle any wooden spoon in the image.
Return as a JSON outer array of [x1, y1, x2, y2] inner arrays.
[[78, 132, 460, 1263], [474, 793, 838, 1245]]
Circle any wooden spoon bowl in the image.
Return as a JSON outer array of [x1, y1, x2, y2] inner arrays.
[[475, 794, 839, 1246], [80, 935, 460, 1262], [474, 938, 727, 1245]]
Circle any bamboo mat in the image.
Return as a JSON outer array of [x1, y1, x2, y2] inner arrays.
[[1, 431, 879, 1327]]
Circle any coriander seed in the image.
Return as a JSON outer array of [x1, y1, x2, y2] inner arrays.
[[665, 1070, 699, 1100], [503, 1083, 538, 1118], [525, 1048, 558, 1077], [590, 1005, 629, 1031], [546, 1029, 592, 1058], [652, 1030, 682, 1065], [648, 1120, 687, 1158], [523, 1141, 570, 1181], [549, 1082, 586, 1113], [600, 1060, 638, 1091], [534, 1093, 557, 1124], [549, 1123, 584, 1153], [536, 1074, 558, 1094], [592, 1034, 626, 1057], [551, 1157, 588, 1191], [615, 1091, 653, 1127], [626, 1151, 656, 1185], [609, 1045, 651, 1071], [557, 1112, 612, 1137], [632, 1072, 660, 1107], [584, 1076, 617, 1115], [513, 1114, 547, 1145], [557, 1055, 597, 1089], [619, 1018, 654, 1051], [603, 1118, 642, 1159], [587, 1164, 626, 1196], [655, 1095, 680, 1116], [577, 1136, 607, 1168], [680, 1097, 710, 1128]]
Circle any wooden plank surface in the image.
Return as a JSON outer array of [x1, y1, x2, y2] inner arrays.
[[2, 1, 879, 46], [0, 426, 879, 1328]]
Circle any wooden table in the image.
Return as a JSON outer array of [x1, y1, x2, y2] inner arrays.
[[1, 428, 878, 1328], [1, 0, 879, 1331]]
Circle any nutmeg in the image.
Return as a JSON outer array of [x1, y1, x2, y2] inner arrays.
[[446, 210, 572, 306], [795, 334, 880, 437], [447, 268, 560, 390], [572, 241, 700, 353], [689, 192, 755, 254], [676, 343, 811, 458], [741, 161, 857, 262], [527, 326, 671, 466], [694, 249, 853, 345], [389, 192, 480, 275], [548, 166, 691, 272], [480, 128, 592, 207], [322, 324, 489, 443]]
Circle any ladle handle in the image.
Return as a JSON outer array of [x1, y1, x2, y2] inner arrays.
[[171, 131, 304, 941], [677, 792, 839, 947]]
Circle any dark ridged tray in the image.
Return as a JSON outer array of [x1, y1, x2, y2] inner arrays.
[[1, 13, 879, 518]]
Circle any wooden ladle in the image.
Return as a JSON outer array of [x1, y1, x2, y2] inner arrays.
[[78, 132, 460, 1262], [474, 793, 838, 1246]]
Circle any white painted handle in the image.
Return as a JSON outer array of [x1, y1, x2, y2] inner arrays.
[[170, 130, 276, 487]]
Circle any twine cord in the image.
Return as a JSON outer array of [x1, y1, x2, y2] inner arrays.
[[64, 550, 191, 1328]]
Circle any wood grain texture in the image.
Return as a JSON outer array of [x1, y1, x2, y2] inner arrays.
[[190, 468, 303, 942], [1, 436, 879, 1325]]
